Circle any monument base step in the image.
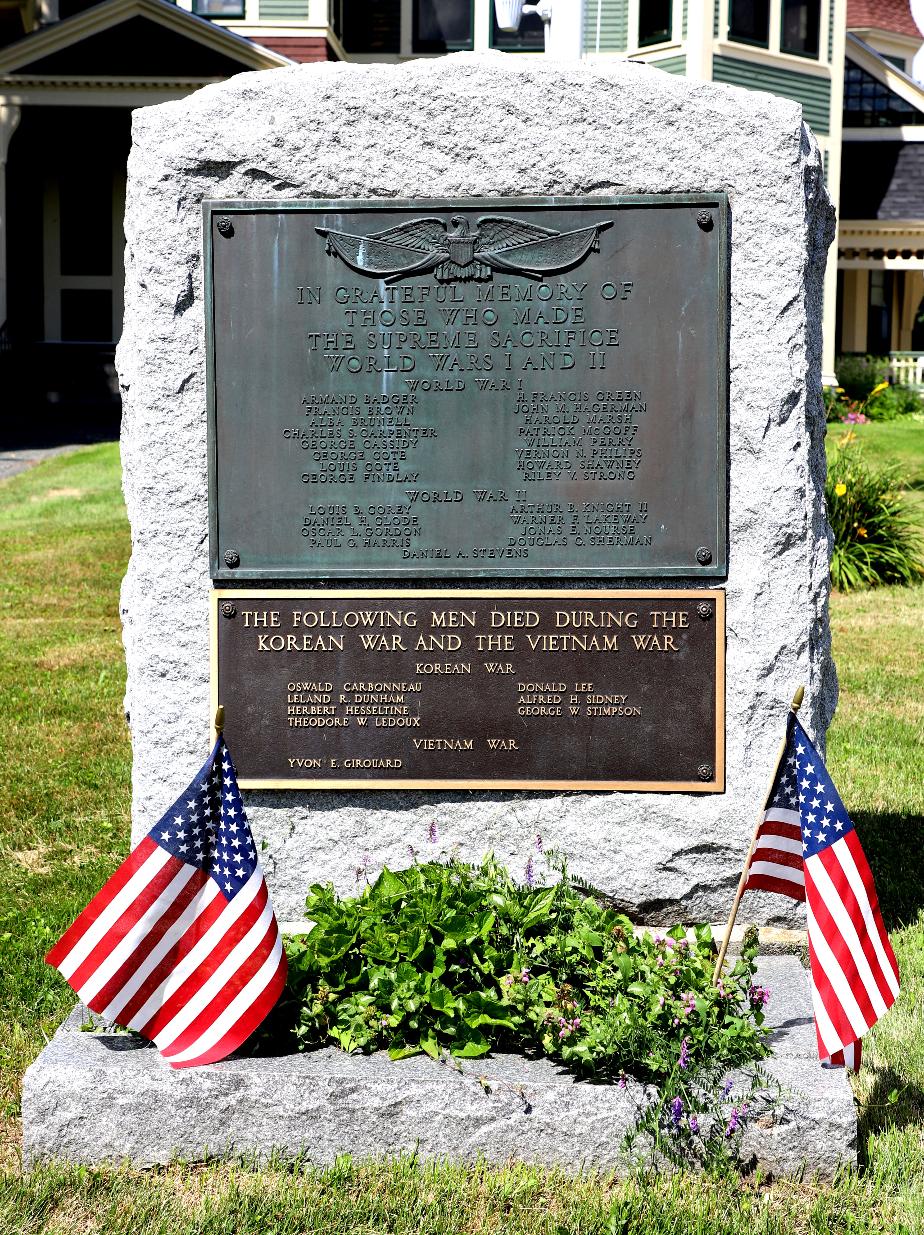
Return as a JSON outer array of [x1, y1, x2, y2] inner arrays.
[[22, 958, 856, 1178]]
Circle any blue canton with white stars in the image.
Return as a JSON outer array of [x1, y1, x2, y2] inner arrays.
[[769, 718, 855, 860], [147, 737, 257, 899]]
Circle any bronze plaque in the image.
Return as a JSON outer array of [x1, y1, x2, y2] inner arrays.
[[205, 197, 727, 580], [211, 590, 724, 791]]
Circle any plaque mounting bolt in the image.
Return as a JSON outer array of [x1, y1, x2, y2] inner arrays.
[[216, 216, 234, 237], [223, 549, 240, 569], [696, 546, 713, 566], [221, 601, 237, 618], [696, 210, 713, 231], [698, 763, 714, 782], [697, 602, 713, 620]]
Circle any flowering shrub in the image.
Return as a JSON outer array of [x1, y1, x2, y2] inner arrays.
[[826, 436, 923, 591], [281, 851, 769, 1086]]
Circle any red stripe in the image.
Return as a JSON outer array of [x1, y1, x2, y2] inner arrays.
[[845, 831, 899, 983], [45, 838, 158, 967], [746, 872, 807, 901], [168, 953, 288, 1069], [817, 845, 898, 1014], [159, 920, 280, 1057], [115, 885, 229, 1026], [806, 872, 879, 1030], [751, 847, 804, 872], [759, 819, 802, 840], [67, 855, 188, 994], [85, 868, 210, 1017], [806, 911, 865, 1048], [138, 881, 269, 1040]]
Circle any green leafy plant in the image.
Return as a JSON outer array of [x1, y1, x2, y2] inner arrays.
[[280, 850, 770, 1087], [826, 435, 924, 591], [835, 353, 891, 401]]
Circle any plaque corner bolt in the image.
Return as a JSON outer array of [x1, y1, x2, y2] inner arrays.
[[221, 601, 237, 618], [695, 547, 713, 566], [696, 210, 713, 231], [697, 763, 714, 782], [223, 549, 240, 569], [696, 601, 713, 620], [216, 216, 234, 238]]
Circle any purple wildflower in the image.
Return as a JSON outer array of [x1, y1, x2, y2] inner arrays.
[[618, 1074, 627, 1090], [406, 844, 417, 862], [521, 968, 531, 983], [689, 1115, 699, 1134], [722, 1079, 734, 1098], [725, 1107, 741, 1138], [524, 855, 536, 887], [658, 995, 665, 1008], [427, 820, 438, 844], [679, 1038, 690, 1070], [535, 833, 543, 853], [670, 1097, 683, 1127], [748, 983, 771, 1008]]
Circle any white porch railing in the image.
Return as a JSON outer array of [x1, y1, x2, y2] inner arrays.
[[888, 351, 924, 389]]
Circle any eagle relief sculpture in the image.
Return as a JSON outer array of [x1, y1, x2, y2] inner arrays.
[[315, 214, 613, 283]]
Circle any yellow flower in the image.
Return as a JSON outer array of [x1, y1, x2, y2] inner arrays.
[[869, 381, 890, 399], [834, 482, 847, 496], [857, 526, 868, 538]]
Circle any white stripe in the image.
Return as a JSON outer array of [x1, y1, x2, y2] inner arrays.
[[754, 833, 803, 857], [805, 894, 871, 1043], [100, 879, 221, 1022], [125, 870, 265, 1032], [75, 863, 201, 1005], [56, 847, 173, 980], [163, 933, 284, 1064], [807, 852, 889, 1019], [807, 918, 846, 1056], [152, 895, 275, 1050], [749, 859, 805, 887], [833, 840, 900, 999], [764, 808, 801, 826]]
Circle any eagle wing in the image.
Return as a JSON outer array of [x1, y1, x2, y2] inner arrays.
[[474, 216, 559, 253], [315, 217, 446, 278], [481, 220, 613, 278]]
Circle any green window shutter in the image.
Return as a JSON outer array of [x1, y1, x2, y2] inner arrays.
[[712, 54, 831, 133]]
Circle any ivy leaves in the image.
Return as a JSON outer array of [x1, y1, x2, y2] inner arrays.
[[282, 856, 768, 1083]]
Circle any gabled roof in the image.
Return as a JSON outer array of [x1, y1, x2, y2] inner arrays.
[[846, 31, 924, 109], [847, 0, 922, 39], [0, 0, 291, 76]]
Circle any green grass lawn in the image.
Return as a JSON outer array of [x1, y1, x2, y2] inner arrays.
[[0, 442, 922, 1233], [827, 417, 924, 530]]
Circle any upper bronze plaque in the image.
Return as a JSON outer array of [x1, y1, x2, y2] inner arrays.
[[205, 197, 727, 580]]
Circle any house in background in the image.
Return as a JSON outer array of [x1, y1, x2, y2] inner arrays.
[[1, 0, 923, 442]]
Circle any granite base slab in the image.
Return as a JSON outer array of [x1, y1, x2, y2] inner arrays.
[[22, 958, 856, 1178]]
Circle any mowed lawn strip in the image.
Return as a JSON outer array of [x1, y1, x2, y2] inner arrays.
[[0, 442, 922, 1233]]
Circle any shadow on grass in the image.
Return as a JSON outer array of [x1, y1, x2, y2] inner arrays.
[[857, 1064, 924, 1168], [856, 811, 924, 930]]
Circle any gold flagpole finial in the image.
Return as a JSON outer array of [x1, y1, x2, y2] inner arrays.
[[791, 685, 805, 713], [214, 705, 225, 737]]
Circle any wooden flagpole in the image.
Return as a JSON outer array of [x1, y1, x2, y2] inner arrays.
[[712, 685, 805, 985]]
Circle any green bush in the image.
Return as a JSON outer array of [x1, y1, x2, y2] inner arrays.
[[281, 853, 769, 1084], [865, 383, 924, 421], [826, 438, 924, 591], [835, 353, 891, 400]]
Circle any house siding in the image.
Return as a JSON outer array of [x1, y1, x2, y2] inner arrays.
[[712, 54, 831, 133], [583, 0, 628, 54], [259, 0, 309, 19], [655, 54, 687, 75]]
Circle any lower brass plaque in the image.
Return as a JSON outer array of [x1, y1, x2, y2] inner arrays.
[[212, 590, 724, 791]]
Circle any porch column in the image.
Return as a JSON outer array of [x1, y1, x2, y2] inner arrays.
[[841, 268, 868, 354], [0, 103, 21, 333], [899, 270, 924, 351]]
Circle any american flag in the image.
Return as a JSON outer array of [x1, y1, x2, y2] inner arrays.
[[744, 715, 899, 1070], [46, 737, 286, 1068]]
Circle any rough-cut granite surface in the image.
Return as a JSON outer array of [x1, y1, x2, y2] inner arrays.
[[23, 958, 856, 1177], [116, 53, 836, 923]]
